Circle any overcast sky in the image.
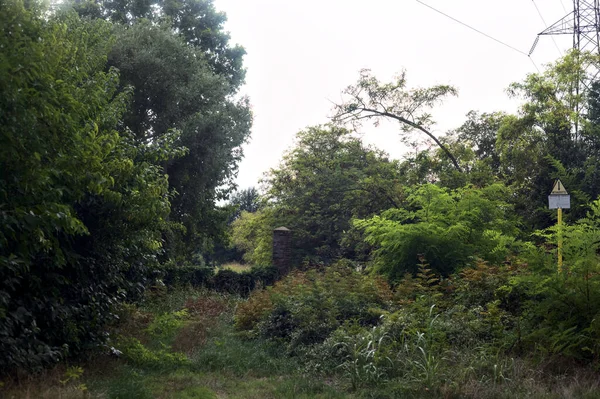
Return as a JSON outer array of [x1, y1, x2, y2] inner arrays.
[[213, 0, 573, 189]]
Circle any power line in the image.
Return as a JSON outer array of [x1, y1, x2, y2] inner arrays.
[[415, 0, 540, 71], [531, 0, 563, 56], [559, 0, 568, 13], [529, 56, 541, 73]]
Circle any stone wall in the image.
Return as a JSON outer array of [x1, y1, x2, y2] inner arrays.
[[272, 226, 292, 276]]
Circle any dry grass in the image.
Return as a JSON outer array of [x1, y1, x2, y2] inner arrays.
[[5, 287, 600, 399], [0, 357, 119, 399], [172, 296, 231, 354], [219, 262, 252, 273]]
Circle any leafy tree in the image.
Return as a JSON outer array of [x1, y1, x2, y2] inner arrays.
[[355, 184, 520, 280], [399, 134, 497, 190], [73, 0, 252, 260], [263, 125, 403, 264], [230, 208, 275, 265], [495, 51, 600, 228], [455, 111, 506, 173], [331, 69, 461, 171], [229, 187, 261, 220], [0, 1, 175, 370], [73, 0, 246, 87]]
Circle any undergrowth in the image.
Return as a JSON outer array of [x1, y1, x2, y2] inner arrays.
[[3, 254, 600, 398]]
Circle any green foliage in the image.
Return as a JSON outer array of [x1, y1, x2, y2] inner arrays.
[[334, 326, 393, 390], [509, 198, 600, 360], [212, 266, 279, 296], [0, 1, 173, 371], [59, 366, 87, 394], [263, 125, 403, 264], [146, 310, 189, 344], [161, 264, 215, 287], [356, 183, 520, 280], [235, 264, 393, 350], [496, 51, 600, 227], [229, 187, 261, 220], [118, 337, 189, 370], [159, 263, 278, 297], [456, 110, 506, 172], [191, 325, 295, 377], [332, 69, 461, 171], [103, 6, 251, 261], [105, 368, 154, 399], [74, 0, 246, 88], [230, 208, 275, 265]]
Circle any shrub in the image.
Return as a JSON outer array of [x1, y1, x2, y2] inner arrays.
[[161, 264, 214, 287], [235, 265, 393, 349], [355, 184, 520, 280], [506, 199, 600, 361], [0, 4, 176, 371], [117, 337, 189, 370], [160, 264, 278, 297]]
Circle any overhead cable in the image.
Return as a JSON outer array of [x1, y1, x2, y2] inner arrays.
[[415, 0, 540, 72], [559, 0, 568, 13], [531, 0, 563, 56]]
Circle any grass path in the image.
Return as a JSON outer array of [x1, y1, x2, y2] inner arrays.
[[1, 287, 352, 399], [4, 285, 600, 398]]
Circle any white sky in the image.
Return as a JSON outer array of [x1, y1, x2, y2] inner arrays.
[[213, 0, 574, 189]]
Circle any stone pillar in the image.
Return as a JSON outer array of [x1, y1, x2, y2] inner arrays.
[[273, 227, 292, 276]]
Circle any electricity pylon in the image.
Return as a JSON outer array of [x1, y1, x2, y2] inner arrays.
[[529, 0, 600, 134], [529, 0, 600, 87]]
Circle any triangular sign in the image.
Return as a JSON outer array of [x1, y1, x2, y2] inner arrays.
[[551, 179, 568, 195]]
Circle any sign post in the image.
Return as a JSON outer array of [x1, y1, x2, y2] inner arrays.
[[548, 179, 570, 272]]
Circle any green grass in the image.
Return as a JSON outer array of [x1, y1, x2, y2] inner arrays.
[[3, 287, 600, 399], [218, 262, 252, 273], [0, 288, 352, 399]]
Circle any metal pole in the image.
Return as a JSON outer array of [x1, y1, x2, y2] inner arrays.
[[558, 207, 563, 273]]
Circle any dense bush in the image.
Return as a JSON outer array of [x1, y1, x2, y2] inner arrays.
[[212, 266, 279, 295], [355, 183, 521, 280], [0, 3, 174, 371], [235, 263, 393, 349], [233, 256, 523, 393], [161, 264, 215, 287], [160, 264, 279, 296], [505, 199, 600, 360]]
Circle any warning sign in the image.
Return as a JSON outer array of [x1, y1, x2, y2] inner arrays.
[[551, 179, 568, 195], [549, 194, 570, 209], [549, 179, 570, 209]]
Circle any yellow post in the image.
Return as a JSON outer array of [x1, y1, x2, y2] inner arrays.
[[558, 207, 563, 273]]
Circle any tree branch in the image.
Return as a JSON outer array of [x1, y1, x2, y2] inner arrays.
[[337, 106, 462, 172]]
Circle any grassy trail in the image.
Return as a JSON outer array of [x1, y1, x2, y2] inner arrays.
[[1, 287, 351, 399], [3, 284, 600, 399]]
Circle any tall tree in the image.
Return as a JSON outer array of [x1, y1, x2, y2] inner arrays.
[[263, 125, 403, 264], [0, 1, 175, 370], [498, 51, 600, 228], [73, 0, 253, 259], [331, 69, 461, 171], [229, 187, 261, 219], [455, 110, 506, 173]]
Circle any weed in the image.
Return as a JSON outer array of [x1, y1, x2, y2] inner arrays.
[[104, 368, 153, 399], [117, 337, 189, 370], [191, 324, 295, 377], [59, 366, 87, 396], [146, 309, 189, 344], [336, 326, 392, 390], [172, 386, 217, 399], [273, 376, 350, 398]]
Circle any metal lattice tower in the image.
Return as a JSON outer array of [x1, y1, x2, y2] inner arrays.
[[530, 0, 600, 90], [528, 0, 600, 134]]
